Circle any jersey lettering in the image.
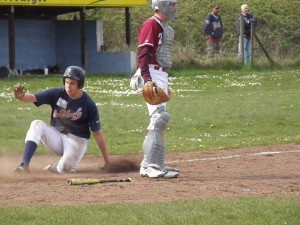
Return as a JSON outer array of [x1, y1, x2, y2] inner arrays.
[[53, 107, 82, 121], [158, 32, 163, 45], [212, 21, 221, 30]]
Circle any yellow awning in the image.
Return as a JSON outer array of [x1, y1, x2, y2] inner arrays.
[[0, 0, 147, 7]]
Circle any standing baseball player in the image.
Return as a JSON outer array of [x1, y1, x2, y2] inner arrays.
[[133, 0, 179, 178], [13, 66, 110, 173]]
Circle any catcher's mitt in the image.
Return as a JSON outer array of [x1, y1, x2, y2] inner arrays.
[[13, 84, 25, 100], [142, 81, 170, 105]]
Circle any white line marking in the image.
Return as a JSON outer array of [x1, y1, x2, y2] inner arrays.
[[166, 150, 300, 164]]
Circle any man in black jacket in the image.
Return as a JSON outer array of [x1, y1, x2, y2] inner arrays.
[[203, 4, 223, 58]]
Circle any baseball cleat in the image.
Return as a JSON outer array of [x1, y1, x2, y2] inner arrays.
[[13, 163, 29, 173], [162, 170, 179, 179], [140, 166, 165, 178], [140, 166, 179, 178], [43, 164, 58, 173], [164, 165, 180, 172]]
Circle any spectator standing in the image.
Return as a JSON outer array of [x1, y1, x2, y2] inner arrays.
[[203, 4, 223, 58], [236, 4, 256, 64]]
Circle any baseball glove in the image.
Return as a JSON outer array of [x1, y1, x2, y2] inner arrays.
[[142, 81, 170, 105], [13, 83, 25, 100]]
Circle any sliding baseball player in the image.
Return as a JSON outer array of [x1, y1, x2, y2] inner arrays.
[[13, 66, 110, 173]]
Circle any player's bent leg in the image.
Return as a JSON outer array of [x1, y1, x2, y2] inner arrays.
[[55, 133, 88, 173], [25, 120, 65, 156], [25, 120, 48, 144], [55, 153, 83, 173], [14, 120, 48, 173]]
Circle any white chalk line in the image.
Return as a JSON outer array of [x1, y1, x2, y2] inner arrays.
[[166, 150, 300, 164]]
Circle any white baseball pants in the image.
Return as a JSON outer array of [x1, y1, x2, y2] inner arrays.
[[25, 120, 88, 173]]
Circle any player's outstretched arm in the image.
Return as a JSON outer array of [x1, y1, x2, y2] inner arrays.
[[92, 130, 110, 165], [13, 84, 37, 102]]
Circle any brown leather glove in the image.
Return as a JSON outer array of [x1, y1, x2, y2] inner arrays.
[[142, 81, 170, 105]]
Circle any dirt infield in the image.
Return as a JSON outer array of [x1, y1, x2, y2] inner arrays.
[[0, 144, 299, 206]]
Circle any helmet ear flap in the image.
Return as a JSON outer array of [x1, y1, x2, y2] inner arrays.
[[77, 80, 84, 89]]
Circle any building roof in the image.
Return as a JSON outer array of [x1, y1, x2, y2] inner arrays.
[[0, 0, 146, 19], [0, 6, 93, 19]]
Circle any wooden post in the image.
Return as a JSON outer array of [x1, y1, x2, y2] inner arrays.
[[80, 7, 87, 70], [253, 33, 274, 65], [250, 23, 254, 67], [8, 5, 16, 73], [125, 7, 131, 50], [239, 15, 244, 64]]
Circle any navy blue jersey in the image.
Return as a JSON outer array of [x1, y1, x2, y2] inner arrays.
[[203, 13, 223, 40], [34, 88, 100, 139]]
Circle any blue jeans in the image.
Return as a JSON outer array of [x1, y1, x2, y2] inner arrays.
[[237, 37, 251, 64]]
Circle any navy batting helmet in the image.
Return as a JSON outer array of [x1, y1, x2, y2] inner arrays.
[[63, 66, 85, 89]]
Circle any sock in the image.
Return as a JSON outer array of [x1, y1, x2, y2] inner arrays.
[[22, 141, 38, 166]]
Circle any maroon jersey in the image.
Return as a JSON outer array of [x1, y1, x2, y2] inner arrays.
[[137, 16, 163, 82]]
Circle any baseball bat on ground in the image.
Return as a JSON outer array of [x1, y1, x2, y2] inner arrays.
[[67, 178, 132, 186]]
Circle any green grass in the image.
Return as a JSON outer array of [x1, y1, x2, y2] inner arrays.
[[0, 197, 299, 225], [1, 69, 300, 155], [1, 69, 300, 224]]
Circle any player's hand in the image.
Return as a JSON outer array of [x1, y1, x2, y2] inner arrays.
[[13, 83, 25, 100]]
